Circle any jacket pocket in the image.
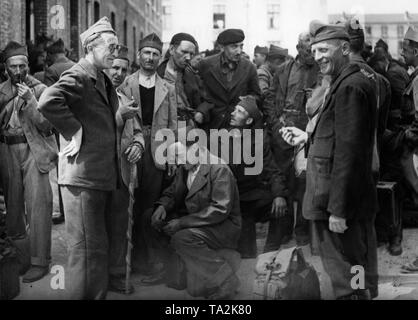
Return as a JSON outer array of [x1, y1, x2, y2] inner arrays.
[[312, 157, 331, 209]]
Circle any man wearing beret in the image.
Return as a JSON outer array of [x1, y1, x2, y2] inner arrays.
[[195, 28, 261, 131], [253, 45, 268, 69], [264, 32, 319, 248], [281, 21, 378, 299], [0, 41, 57, 283], [157, 32, 203, 126], [106, 44, 130, 88], [399, 26, 418, 273], [228, 96, 288, 258], [38, 17, 139, 299], [117, 33, 177, 278], [257, 45, 289, 96]]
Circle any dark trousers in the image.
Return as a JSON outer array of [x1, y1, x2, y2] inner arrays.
[[0, 142, 52, 267], [61, 186, 112, 300], [133, 132, 166, 269], [238, 198, 283, 257], [312, 219, 378, 299]]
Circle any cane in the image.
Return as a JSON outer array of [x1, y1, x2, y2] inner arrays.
[[125, 163, 137, 294]]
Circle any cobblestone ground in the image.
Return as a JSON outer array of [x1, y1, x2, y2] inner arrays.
[[12, 222, 418, 300]]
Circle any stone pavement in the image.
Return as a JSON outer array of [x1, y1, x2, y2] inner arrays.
[[14, 222, 418, 300]]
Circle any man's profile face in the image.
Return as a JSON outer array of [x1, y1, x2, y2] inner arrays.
[[312, 40, 347, 77], [169, 40, 196, 70], [230, 105, 251, 127], [6, 55, 29, 84], [108, 58, 129, 87], [401, 40, 417, 67], [297, 35, 315, 64], [222, 42, 244, 62], [138, 47, 161, 73], [253, 53, 266, 67], [91, 33, 119, 70]]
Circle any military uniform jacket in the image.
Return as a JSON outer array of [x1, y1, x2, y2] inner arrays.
[[38, 58, 121, 191], [303, 63, 378, 221], [0, 76, 58, 173], [156, 158, 241, 249], [44, 56, 76, 86]]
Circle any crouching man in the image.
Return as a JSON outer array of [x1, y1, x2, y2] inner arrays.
[[144, 133, 242, 299]]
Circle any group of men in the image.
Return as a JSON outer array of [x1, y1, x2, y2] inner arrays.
[[2, 13, 418, 301]]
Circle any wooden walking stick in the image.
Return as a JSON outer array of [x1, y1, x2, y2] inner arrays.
[[125, 163, 137, 294]]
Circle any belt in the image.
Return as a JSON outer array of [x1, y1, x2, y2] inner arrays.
[[0, 134, 27, 145]]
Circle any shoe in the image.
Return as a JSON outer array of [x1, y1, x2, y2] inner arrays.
[[22, 265, 49, 283], [208, 274, 240, 300], [108, 276, 134, 295], [140, 270, 166, 286], [401, 259, 418, 273], [52, 212, 64, 224], [388, 241, 402, 256]]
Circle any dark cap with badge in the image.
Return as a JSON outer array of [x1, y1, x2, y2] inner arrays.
[[217, 29, 245, 46], [139, 33, 163, 53], [309, 20, 350, 45], [2, 41, 28, 62]]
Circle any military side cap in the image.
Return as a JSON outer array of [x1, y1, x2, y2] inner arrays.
[[115, 45, 129, 61], [139, 33, 163, 53], [375, 38, 388, 51], [405, 25, 418, 43], [80, 16, 115, 47], [238, 95, 261, 123], [170, 32, 197, 47], [254, 45, 268, 55], [217, 29, 245, 46], [46, 38, 66, 54], [2, 41, 28, 61], [309, 20, 349, 45], [268, 44, 288, 59]]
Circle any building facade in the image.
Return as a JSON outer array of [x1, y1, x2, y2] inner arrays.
[[161, 0, 328, 57], [329, 13, 418, 58], [0, 0, 163, 62]]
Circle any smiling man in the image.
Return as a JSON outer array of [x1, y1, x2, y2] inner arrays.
[[106, 44, 129, 88], [38, 17, 140, 299], [281, 21, 379, 300]]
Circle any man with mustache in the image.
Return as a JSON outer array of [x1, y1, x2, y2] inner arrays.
[[117, 33, 177, 278], [280, 21, 378, 299], [195, 29, 261, 131], [106, 45, 129, 89], [0, 41, 57, 283]]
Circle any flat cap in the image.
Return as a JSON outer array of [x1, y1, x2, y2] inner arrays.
[[170, 33, 197, 47], [46, 38, 65, 54], [309, 20, 349, 45], [375, 38, 388, 51], [115, 44, 129, 62], [254, 45, 268, 55], [237, 95, 261, 123], [139, 33, 163, 53], [2, 41, 28, 61], [405, 26, 418, 43], [217, 29, 245, 46], [268, 44, 288, 59], [80, 16, 115, 47]]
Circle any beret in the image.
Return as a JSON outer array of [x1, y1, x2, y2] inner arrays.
[[46, 38, 65, 54], [404, 26, 418, 43], [217, 29, 245, 46], [237, 95, 261, 123], [2, 41, 28, 61], [139, 33, 163, 53], [268, 44, 288, 59], [170, 32, 197, 47], [309, 20, 349, 45], [254, 45, 268, 55], [80, 16, 115, 47]]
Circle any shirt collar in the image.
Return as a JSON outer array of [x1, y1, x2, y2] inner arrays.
[[220, 53, 238, 70], [138, 71, 156, 88]]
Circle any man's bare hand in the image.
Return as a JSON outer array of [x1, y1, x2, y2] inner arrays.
[[60, 127, 83, 158], [329, 215, 348, 233], [125, 144, 143, 163], [119, 100, 139, 120], [271, 197, 287, 218], [16, 83, 34, 101], [167, 164, 177, 177], [280, 127, 308, 146], [194, 112, 204, 124], [162, 219, 181, 236], [151, 206, 167, 230]]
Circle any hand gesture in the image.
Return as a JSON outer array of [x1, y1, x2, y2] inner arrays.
[[16, 83, 34, 101], [125, 144, 143, 163], [271, 197, 288, 218], [329, 215, 348, 233], [279, 127, 308, 146], [151, 205, 167, 231], [194, 112, 204, 124], [119, 100, 139, 120], [60, 127, 83, 158]]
